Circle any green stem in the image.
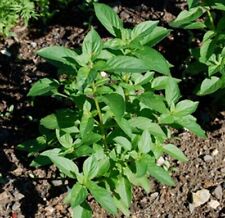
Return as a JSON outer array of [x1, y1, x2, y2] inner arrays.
[[207, 9, 215, 30], [123, 73, 130, 100], [92, 83, 107, 148]]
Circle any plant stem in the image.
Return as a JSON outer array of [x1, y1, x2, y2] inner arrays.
[[207, 9, 215, 30], [92, 83, 107, 148], [123, 73, 130, 100]]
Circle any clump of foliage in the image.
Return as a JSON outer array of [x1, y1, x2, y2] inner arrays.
[[0, 0, 36, 36], [170, 0, 225, 95], [33, 0, 74, 23], [0, 0, 91, 36], [19, 3, 205, 217]]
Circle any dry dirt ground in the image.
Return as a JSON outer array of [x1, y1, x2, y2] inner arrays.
[[0, 0, 224, 217]]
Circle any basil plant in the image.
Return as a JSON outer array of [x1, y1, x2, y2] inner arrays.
[[170, 0, 225, 95], [19, 3, 205, 217]]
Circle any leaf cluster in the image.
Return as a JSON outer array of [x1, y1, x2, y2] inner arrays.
[[170, 0, 225, 95]]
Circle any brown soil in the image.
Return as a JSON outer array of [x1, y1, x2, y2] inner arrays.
[[0, 1, 224, 217]]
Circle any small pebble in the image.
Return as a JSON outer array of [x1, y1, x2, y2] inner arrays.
[[189, 203, 195, 213], [157, 157, 165, 166], [192, 189, 211, 207], [12, 202, 20, 211], [30, 42, 37, 48], [208, 200, 220, 209], [212, 149, 218, 156], [45, 206, 55, 215], [51, 180, 63, 187], [0, 49, 11, 57], [213, 185, 223, 200], [55, 204, 64, 212], [203, 155, 213, 162], [150, 192, 159, 200], [167, 213, 173, 218], [13, 193, 24, 201]]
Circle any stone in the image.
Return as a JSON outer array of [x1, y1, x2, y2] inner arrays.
[[189, 203, 195, 213], [13, 192, 24, 201], [213, 185, 223, 200], [150, 192, 159, 200], [208, 200, 220, 209], [192, 189, 211, 207], [0, 49, 11, 57], [212, 149, 219, 156], [45, 206, 55, 215], [12, 202, 20, 211], [203, 155, 213, 162], [157, 157, 165, 166], [51, 180, 63, 187], [0, 191, 10, 204]]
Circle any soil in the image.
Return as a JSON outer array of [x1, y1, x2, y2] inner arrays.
[[0, 0, 224, 217]]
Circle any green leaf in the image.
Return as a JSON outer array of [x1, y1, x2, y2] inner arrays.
[[183, 22, 206, 29], [94, 3, 123, 37], [197, 76, 222, 95], [30, 155, 52, 168], [37, 46, 79, 71], [82, 27, 102, 59], [104, 56, 149, 73], [174, 100, 199, 116], [199, 31, 214, 63], [159, 113, 175, 124], [133, 71, 154, 85], [148, 164, 175, 186], [187, 0, 199, 9], [83, 156, 98, 180], [88, 181, 117, 215], [81, 133, 102, 146], [135, 156, 149, 177], [212, 2, 225, 11], [80, 115, 94, 139], [71, 202, 92, 218], [27, 78, 59, 96], [74, 146, 93, 158], [134, 47, 170, 75], [163, 144, 188, 162], [113, 196, 130, 216], [115, 177, 132, 208], [17, 136, 47, 153], [124, 167, 150, 192], [103, 93, 125, 119], [115, 118, 133, 138], [165, 77, 181, 106], [80, 101, 94, 138], [42, 152, 79, 178], [129, 117, 166, 139], [152, 76, 169, 89], [170, 7, 204, 28], [140, 92, 168, 113], [121, 28, 131, 41], [56, 130, 73, 148], [104, 38, 125, 50], [96, 157, 110, 177], [65, 183, 88, 208], [131, 20, 158, 42], [138, 130, 152, 154], [175, 115, 206, 137], [141, 26, 171, 47], [40, 109, 77, 129], [114, 136, 132, 151]]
